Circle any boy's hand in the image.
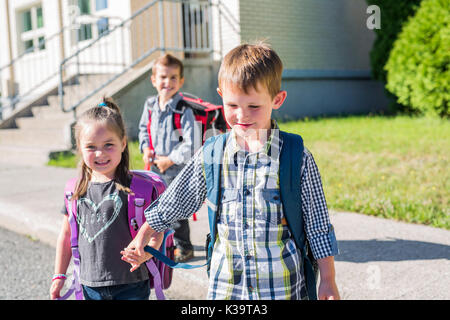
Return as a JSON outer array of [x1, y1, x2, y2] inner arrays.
[[143, 148, 155, 167], [120, 248, 152, 272], [318, 279, 340, 300], [154, 155, 174, 173], [317, 256, 340, 300], [122, 223, 155, 271]]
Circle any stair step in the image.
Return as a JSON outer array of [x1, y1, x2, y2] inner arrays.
[[0, 145, 67, 166], [16, 115, 73, 130], [30, 105, 73, 120], [0, 127, 70, 148]]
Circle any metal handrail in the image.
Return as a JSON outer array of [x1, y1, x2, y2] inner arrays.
[[0, 13, 123, 118], [58, 0, 216, 116]]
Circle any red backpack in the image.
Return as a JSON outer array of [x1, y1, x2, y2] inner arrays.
[[144, 92, 229, 171], [60, 170, 174, 300]]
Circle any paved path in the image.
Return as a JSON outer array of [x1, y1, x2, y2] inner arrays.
[[0, 162, 448, 300]]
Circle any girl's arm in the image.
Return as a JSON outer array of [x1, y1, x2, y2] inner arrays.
[[50, 215, 72, 299]]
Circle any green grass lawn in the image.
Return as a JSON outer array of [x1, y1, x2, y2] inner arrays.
[[280, 116, 449, 229], [48, 116, 449, 229]]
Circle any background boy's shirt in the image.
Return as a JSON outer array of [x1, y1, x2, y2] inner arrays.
[[144, 122, 338, 299], [138, 92, 198, 177]]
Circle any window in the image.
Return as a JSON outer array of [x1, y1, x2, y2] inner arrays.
[[78, 0, 91, 15], [78, 24, 92, 41], [38, 36, 45, 50], [97, 18, 109, 35], [95, 0, 108, 11], [18, 4, 45, 54], [24, 40, 34, 52], [23, 11, 32, 32], [36, 7, 44, 28]]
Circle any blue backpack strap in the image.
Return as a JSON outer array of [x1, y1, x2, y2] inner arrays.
[[202, 133, 229, 275], [279, 131, 305, 250], [279, 131, 318, 300], [144, 244, 205, 269]]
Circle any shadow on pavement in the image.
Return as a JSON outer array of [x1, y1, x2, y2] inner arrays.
[[335, 238, 450, 263]]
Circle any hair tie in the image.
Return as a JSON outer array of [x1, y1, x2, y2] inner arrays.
[[98, 102, 107, 107]]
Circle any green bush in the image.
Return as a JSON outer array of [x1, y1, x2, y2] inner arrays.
[[366, 0, 423, 114], [385, 0, 450, 117], [366, 0, 422, 82]]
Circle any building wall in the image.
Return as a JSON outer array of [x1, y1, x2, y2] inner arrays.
[[239, 0, 374, 71], [237, 0, 388, 117], [211, 0, 241, 60]]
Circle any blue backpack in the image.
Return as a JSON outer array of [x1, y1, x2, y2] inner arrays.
[[146, 131, 323, 299]]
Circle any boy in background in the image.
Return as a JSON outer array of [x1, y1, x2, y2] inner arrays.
[[138, 54, 196, 263]]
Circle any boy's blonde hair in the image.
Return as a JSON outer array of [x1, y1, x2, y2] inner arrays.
[[152, 53, 184, 78], [218, 42, 283, 98]]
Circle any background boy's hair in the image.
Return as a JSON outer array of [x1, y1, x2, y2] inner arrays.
[[73, 97, 131, 199], [218, 42, 283, 98], [152, 53, 184, 78]]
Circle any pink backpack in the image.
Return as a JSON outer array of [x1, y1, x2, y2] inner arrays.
[[60, 170, 174, 300]]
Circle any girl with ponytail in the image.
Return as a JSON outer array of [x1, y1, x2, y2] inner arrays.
[[51, 98, 163, 300]]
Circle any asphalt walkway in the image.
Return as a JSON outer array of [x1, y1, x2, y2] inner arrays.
[[0, 162, 448, 300]]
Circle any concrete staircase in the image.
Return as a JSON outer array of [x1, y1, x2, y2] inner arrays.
[[0, 74, 112, 166]]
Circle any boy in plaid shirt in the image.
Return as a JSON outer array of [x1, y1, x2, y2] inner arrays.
[[122, 43, 340, 300]]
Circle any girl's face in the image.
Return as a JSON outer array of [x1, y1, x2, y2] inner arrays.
[[79, 121, 126, 182]]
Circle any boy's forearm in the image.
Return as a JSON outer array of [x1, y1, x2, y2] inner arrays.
[[148, 231, 164, 250], [135, 222, 159, 253], [316, 255, 340, 299], [317, 256, 336, 281]]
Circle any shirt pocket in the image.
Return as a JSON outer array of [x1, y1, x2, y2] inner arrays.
[[218, 188, 239, 225], [255, 188, 283, 226]]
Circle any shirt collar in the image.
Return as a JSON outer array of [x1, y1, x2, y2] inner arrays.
[[224, 120, 283, 162], [152, 91, 183, 113]]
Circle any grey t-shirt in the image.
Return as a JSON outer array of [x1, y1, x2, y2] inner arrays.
[[62, 179, 149, 287]]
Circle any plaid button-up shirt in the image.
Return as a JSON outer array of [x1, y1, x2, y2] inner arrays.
[[145, 121, 338, 300]]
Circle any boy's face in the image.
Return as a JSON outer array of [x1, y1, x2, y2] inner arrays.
[[151, 64, 184, 101], [218, 83, 286, 138]]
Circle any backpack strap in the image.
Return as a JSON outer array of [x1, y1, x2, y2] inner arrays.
[[60, 178, 83, 300], [279, 131, 317, 300], [145, 103, 155, 171], [279, 132, 305, 250], [128, 172, 168, 300], [172, 98, 188, 140], [202, 133, 229, 275]]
